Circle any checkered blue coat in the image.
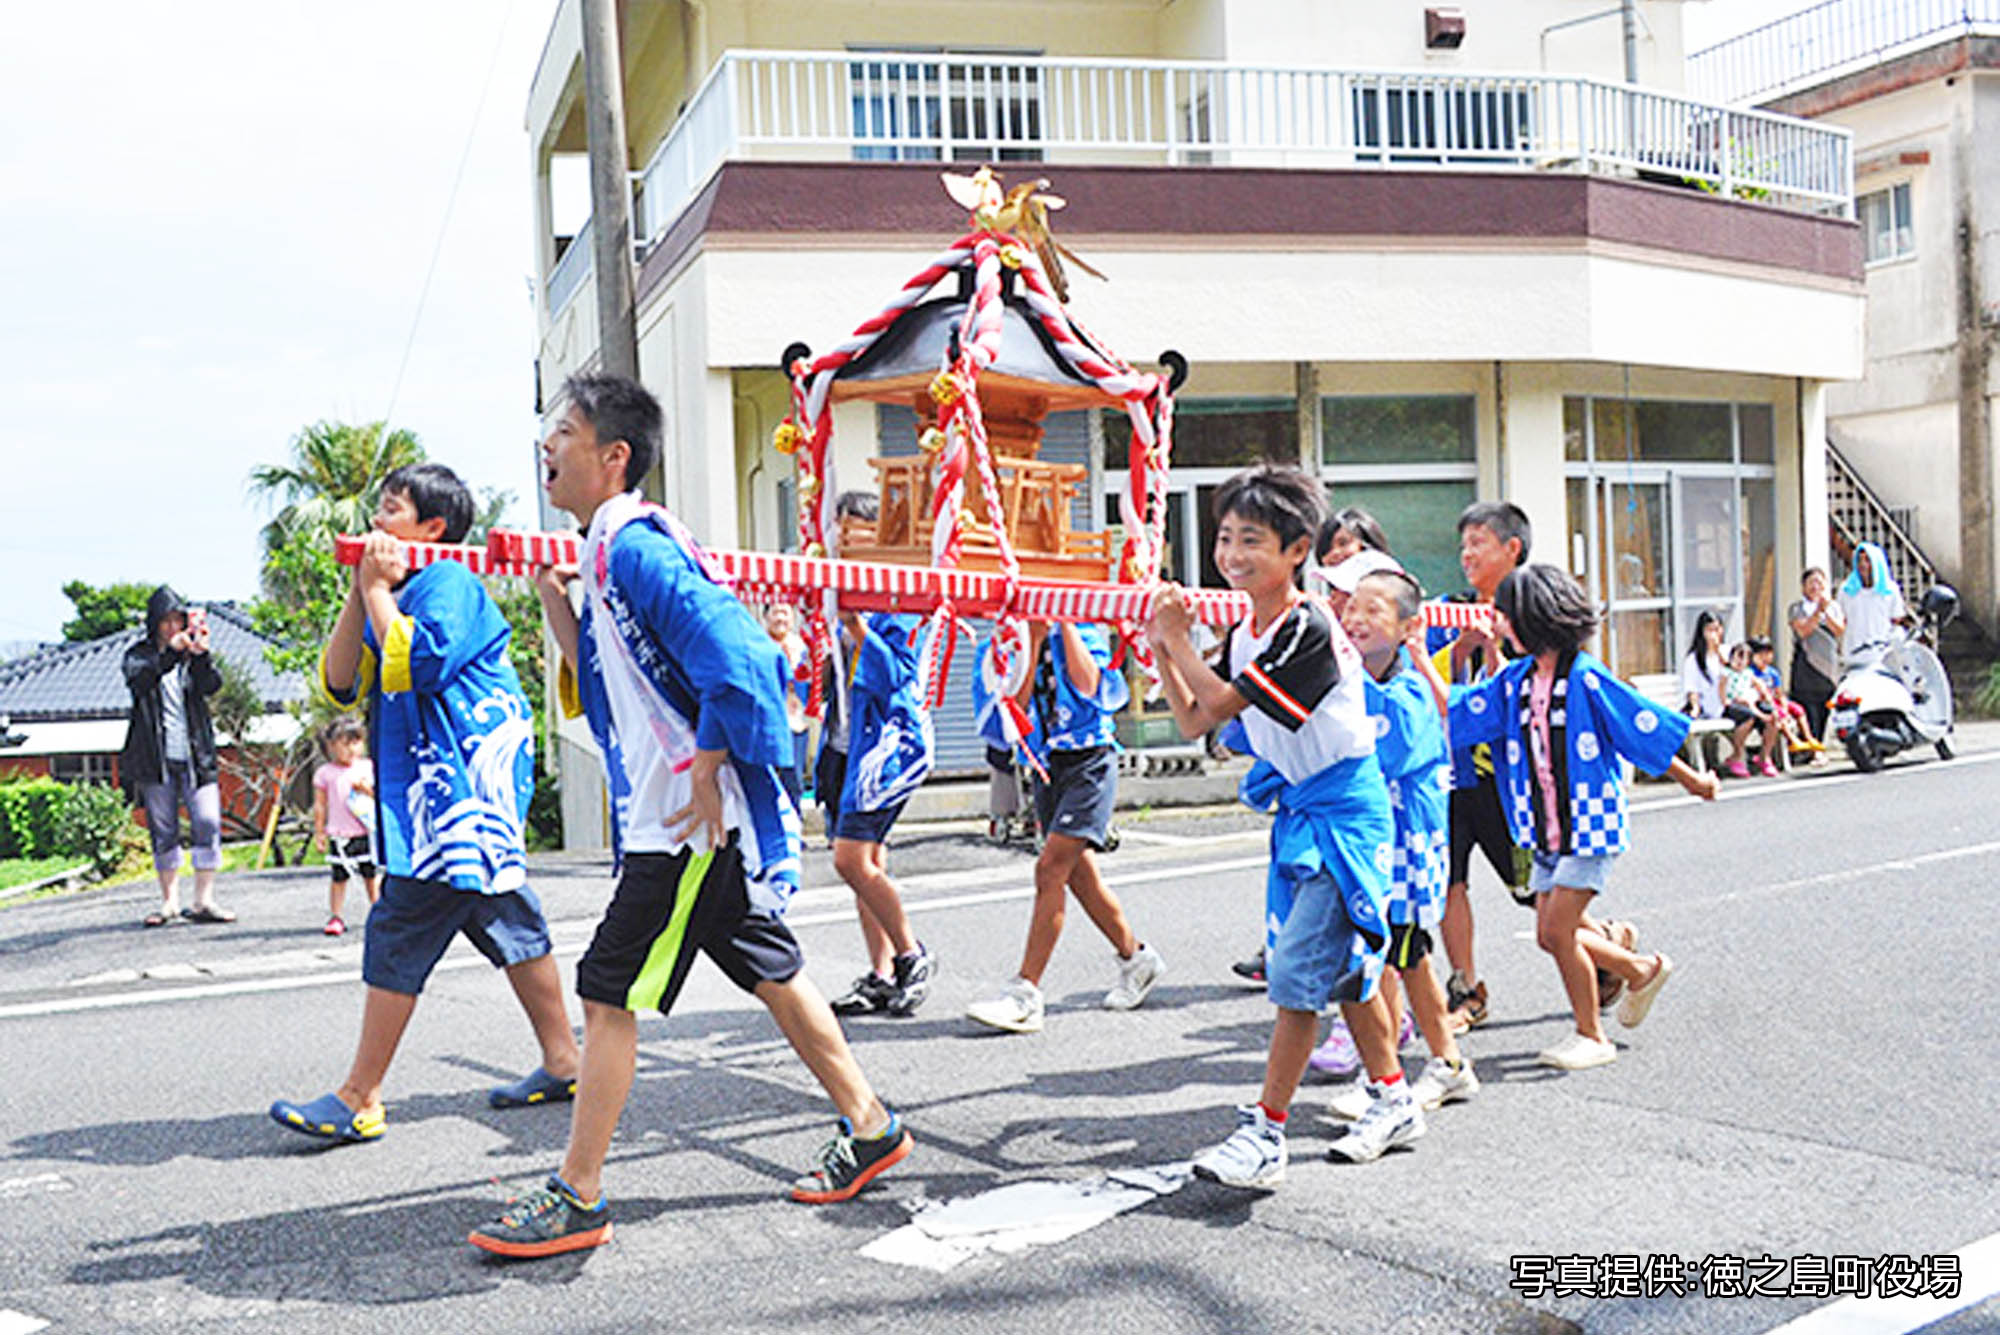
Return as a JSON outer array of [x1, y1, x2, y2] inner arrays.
[[1447, 651, 1690, 857], [1367, 650, 1449, 928]]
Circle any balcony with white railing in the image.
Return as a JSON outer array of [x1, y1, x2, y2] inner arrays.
[[1688, 0, 2000, 108], [546, 216, 595, 316], [620, 50, 1854, 262]]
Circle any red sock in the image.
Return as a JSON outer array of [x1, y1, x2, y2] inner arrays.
[[1257, 1102, 1288, 1124], [1376, 1070, 1404, 1088]]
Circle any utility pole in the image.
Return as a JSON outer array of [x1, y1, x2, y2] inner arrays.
[[580, 0, 639, 382], [1621, 0, 1639, 83]]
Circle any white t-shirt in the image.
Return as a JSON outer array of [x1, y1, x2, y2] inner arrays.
[[1225, 596, 1373, 786], [1680, 652, 1725, 719], [1840, 585, 1906, 662], [159, 662, 190, 762]]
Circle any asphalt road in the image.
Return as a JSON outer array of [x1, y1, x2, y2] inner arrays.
[[1, 735, 1997, 1335]]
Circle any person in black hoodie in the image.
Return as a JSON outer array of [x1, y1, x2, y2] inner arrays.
[[122, 586, 233, 926]]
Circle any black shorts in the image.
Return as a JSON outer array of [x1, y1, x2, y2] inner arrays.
[[326, 834, 376, 884], [1386, 922, 1432, 971], [1033, 745, 1117, 850], [576, 839, 805, 1015], [1449, 780, 1531, 905], [1723, 703, 1768, 727], [815, 746, 907, 845]]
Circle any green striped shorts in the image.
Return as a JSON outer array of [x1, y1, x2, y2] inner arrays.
[[576, 840, 804, 1014]]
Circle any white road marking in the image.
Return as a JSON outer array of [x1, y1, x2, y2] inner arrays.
[[6, 747, 1992, 1022], [1760, 1230, 2000, 1335], [0, 1310, 50, 1335], [0, 1173, 73, 1199], [0, 855, 1271, 1021], [862, 1163, 1190, 1272], [1626, 746, 2000, 816]]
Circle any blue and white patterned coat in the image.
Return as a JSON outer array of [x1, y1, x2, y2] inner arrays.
[[1448, 650, 1690, 857], [1366, 648, 1449, 928], [322, 560, 533, 894]]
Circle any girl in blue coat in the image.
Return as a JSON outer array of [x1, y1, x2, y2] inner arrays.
[[1448, 565, 1718, 1071]]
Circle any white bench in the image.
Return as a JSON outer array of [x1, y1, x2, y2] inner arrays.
[[1631, 673, 1733, 776]]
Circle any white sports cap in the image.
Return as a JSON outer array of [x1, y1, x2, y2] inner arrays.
[[1322, 549, 1405, 594]]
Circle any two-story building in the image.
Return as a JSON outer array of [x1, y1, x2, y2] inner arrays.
[[1691, 0, 2000, 629], [526, 0, 1864, 842]]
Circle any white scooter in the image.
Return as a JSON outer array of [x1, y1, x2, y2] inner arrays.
[[1829, 585, 1958, 773]]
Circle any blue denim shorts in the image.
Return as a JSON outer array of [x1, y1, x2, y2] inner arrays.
[[361, 875, 553, 995], [1266, 871, 1384, 1012], [1527, 852, 1617, 896]]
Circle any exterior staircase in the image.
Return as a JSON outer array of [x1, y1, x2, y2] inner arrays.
[[1825, 440, 1992, 709]]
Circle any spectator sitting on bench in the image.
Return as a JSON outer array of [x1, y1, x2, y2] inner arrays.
[[1680, 610, 1762, 778], [1722, 641, 1783, 777]]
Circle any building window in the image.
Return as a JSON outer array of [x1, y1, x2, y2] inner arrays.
[[1562, 397, 1780, 682], [850, 52, 1044, 163], [49, 754, 117, 786], [1323, 395, 1478, 599], [1352, 84, 1532, 164], [1859, 182, 1913, 264]]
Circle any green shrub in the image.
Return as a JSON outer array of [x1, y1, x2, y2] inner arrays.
[[1976, 661, 2000, 718], [55, 782, 139, 878], [0, 777, 67, 859]]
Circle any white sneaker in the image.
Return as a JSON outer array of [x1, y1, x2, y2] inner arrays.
[[1326, 1083, 1426, 1162], [1537, 1032, 1618, 1069], [1191, 1104, 1287, 1189], [1103, 943, 1165, 1010], [1408, 1055, 1481, 1109], [1325, 1081, 1373, 1122], [966, 978, 1044, 1033]]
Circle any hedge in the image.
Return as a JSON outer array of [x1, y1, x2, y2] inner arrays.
[[0, 777, 67, 860]]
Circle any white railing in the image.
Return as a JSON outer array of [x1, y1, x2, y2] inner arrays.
[[546, 216, 593, 315], [1689, 0, 2000, 107], [625, 51, 1853, 258]]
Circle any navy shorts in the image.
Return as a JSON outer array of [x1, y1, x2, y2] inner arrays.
[[817, 746, 908, 844], [576, 840, 804, 1014], [1033, 745, 1117, 850], [361, 875, 552, 996]]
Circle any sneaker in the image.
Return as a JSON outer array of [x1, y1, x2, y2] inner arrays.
[[830, 972, 896, 1017], [467, 1173, 612, 1258], [790, 1113, 912, 1203], [1306, 1021, 1360, 1076], [1445, 975, 1489, 1032], [885, 945, 935, 1017], [322, 916, 345, 937], [1103, 943, 1165, 1010], [1537, 1032, 1618, 1069], [1191, 1104, 1287, 1189], [966, 978, 1044, 1033], [1326, 1083, 1426, 1162], [1617, 954, 1674, 1029], [1408, 1054, 1481, 1109], [1230, 948, 1267, 984]]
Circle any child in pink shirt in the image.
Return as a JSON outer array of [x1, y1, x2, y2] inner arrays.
[[312, 715, 378, 935]]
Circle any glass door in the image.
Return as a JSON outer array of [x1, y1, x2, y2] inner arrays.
[[1671, 473, 1743, 655], [1596, 472, 1671, 678]]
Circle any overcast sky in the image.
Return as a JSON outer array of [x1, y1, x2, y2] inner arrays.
[[0, 0, 1817, 649]]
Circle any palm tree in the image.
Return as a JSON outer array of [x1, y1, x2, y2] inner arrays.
[[248, 420, 425, 563]]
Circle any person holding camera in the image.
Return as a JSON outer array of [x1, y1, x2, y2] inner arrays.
[[121, 586, 233, 927]]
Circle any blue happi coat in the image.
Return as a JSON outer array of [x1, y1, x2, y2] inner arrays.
[[321, 559, 533, 894], [1027, 624, 1128, 759], [1238, 754, 1393, 996], [1448, 650, 1691, 857], [562, 505, 801, 911], [1368, 648, 1450, 929], [836, 613, 934, 816]]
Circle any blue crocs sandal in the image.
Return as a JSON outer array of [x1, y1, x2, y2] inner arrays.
[[488, 1067, 577, 1110], [269, 1092, 385, 1143]]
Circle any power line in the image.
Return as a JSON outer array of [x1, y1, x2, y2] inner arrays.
[[379, 0, 523, 436]]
